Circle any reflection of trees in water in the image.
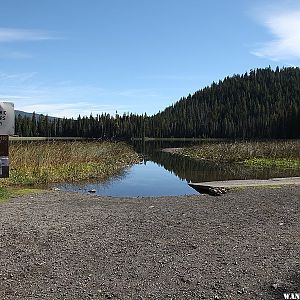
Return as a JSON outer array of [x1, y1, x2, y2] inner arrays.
[[149, 151, 230, 182], [59, 166, 129, 190], [132, 141, 300, 182]]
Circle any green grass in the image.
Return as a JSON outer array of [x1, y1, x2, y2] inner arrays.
[[243, 158, 300, 169], [0, 187, 10, 202], [4, 141, 140, 186], [177, 140, 300, 170], [0, 187, 44, 203]]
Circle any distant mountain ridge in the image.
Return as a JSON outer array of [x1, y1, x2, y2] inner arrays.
[[15, 110, 35, 118], [15, 110, 56, 120]]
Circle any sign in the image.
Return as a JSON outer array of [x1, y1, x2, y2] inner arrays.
[[0, 102, 14, 135]]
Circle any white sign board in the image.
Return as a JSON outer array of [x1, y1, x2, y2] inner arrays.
[[0, 102, 14, 135]]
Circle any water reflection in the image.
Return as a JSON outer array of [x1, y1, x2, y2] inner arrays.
[[132, 140, 300, 182]]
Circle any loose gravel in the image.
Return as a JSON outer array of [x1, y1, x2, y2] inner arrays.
[[0, 186, 299, 300]]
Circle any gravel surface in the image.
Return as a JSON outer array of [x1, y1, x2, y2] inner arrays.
[[0, 186, 299, 300]]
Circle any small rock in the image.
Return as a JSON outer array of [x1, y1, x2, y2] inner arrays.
[[219, 187, 227, 194], [190, 244, 198, 249]]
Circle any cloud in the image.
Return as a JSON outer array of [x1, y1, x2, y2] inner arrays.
[[0, 72, 153, 118], [0, 71, 37, 82], [19, 103, 129, 119], [0, 28, 56, 43], [0, 50, 32, 59], [252, 9, 300, 60]]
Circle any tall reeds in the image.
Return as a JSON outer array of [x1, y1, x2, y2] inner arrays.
[[5, 141, 140, 186]]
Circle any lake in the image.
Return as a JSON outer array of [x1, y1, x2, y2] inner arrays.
[[56, 140, 300, 197]]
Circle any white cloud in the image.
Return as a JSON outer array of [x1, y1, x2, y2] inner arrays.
[[19, 103, 128, 119], [0, 50, 32, 59], [0, 28, 55, 43], [0, 71, 37, 82], [0, 72, 153, 118], [252, 9, 300, 60]]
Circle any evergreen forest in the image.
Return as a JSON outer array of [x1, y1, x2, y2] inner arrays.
[[15, 67, 300, 139]]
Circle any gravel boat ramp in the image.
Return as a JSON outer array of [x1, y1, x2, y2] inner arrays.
[[0, 186, 299, 299]]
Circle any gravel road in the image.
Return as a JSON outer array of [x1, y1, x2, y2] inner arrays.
[[0, 186, 299, 300]]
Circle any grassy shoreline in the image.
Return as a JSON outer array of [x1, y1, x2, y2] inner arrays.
[[176, 140, 300, 170], [3, 141, 140, 187], [0, 187, 45, 203]]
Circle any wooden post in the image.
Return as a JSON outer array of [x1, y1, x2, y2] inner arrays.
[[0, 135, 9, 178]]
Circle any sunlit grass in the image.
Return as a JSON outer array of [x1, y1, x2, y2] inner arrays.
[[0, 187, 44, 203], [177, 140, 300, 170], [3, 141, 140, 186], [243, 158, 300, 169]]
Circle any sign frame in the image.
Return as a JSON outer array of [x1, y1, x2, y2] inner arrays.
[[0, 102, 15, 135], [0, 102, 14, 178]]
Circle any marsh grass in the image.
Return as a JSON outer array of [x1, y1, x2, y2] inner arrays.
[[178, 140, 300, 170], [4, 141, 140, 186]]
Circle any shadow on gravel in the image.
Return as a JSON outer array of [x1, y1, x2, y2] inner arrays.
[[268, 268, 300, 300]]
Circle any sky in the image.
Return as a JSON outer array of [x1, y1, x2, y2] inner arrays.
[[0, 0, 300, 118]]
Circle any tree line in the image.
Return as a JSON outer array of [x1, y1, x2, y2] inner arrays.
[[15, 66, 300, 139]]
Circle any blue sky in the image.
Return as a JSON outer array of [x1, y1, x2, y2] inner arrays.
[[0, 0, 300, 118]]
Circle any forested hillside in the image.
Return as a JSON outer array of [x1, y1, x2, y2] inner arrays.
[[15, 67, 300, 139], [150, 66, 300, 138]]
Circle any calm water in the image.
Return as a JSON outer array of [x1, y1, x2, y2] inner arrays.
[[58, 160, 196, 197], [56, 140, 300, 197]]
